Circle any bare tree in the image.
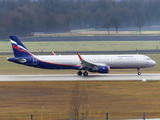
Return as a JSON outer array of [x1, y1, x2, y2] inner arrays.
[[135, 10, 145, 34], [111, 16, 123, 34], [1, 0, 160, 38], [69, 83, 88, 120], [103, 19, 112, 35]]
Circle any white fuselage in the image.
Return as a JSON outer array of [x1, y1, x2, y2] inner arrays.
[[35, 54, 156, 69]]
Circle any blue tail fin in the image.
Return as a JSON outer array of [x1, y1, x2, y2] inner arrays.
[[10, 36, 32, 57]]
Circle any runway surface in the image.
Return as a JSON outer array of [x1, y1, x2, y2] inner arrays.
[[0, 73, 160, 81]]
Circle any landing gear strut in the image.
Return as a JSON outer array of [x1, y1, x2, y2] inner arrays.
[[137, 68, 141, 75]]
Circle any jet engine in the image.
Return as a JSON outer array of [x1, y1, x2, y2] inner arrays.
[[89, 66, 110, 73]]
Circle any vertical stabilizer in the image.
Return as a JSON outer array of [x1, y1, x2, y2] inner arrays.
[[10, 36, 32, 57]]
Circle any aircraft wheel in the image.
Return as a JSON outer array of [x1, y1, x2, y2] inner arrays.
[[137, 68, 141, 75], [77, 71, 82, 76], [83, 72, 88, 76], [138, 72, 141, 75]]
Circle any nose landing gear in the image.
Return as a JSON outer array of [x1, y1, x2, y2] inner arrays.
[[137, 68, 141, 75]]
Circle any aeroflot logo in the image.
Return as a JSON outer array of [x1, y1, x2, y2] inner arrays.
[[10, 39, 29, 52]]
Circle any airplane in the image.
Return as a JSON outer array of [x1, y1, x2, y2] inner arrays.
[[7, 36, 156, 76]]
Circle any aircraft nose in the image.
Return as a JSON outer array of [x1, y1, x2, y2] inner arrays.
[[152, 60, 156, 66], [147, 60, 156, 67]]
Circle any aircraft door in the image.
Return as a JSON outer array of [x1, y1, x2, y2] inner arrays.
[[33, 57, 37, 65]]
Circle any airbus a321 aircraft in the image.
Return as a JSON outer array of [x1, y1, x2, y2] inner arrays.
[[7, 36, 156, 76]]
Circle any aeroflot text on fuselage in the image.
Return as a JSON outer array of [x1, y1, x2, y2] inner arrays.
[[7, 36, 156, 76]]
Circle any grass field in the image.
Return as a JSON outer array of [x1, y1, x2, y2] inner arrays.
[[1, 81, 160, 120], [1, 40, 160, 52]]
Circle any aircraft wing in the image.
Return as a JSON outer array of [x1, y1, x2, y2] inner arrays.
[[77, 53, 106, 70]]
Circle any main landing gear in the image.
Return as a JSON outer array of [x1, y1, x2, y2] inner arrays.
[[137, 68, 141, 75], [77, 70, 88, 76]]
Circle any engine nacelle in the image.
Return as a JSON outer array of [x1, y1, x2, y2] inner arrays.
[[89, 66, 110, 73]]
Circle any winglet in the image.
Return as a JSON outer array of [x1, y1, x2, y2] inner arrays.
[[51, 51, 56, 55], [77, 53, 83, 61]]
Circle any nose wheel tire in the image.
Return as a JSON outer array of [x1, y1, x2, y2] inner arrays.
[[137, 68, 141, 75], [138, 72, 141, 75]]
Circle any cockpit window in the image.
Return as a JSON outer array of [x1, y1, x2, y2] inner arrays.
[[146, 58, 150, 60]]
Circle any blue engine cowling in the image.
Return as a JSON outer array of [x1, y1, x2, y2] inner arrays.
[[89, 66, 110, 73]]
